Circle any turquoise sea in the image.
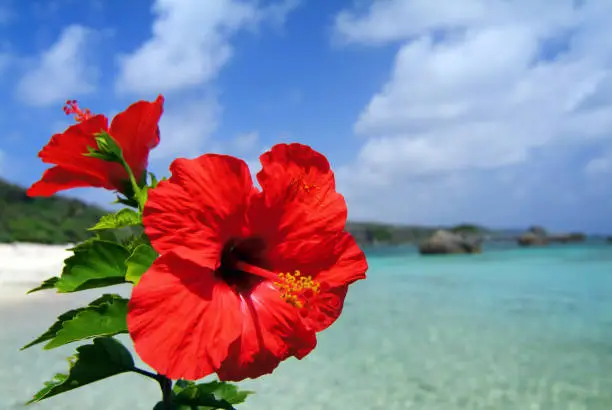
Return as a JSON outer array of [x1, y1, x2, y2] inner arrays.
[[2, 243, 612, 409]]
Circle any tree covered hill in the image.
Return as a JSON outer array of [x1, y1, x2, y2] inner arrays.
[[0, 178, 106, 244]]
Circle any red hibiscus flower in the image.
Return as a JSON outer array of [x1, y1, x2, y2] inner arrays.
[[27, 96, 164, 197], [127, 143, 368, 382]]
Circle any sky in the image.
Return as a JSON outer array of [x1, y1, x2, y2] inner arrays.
[[0, 0, 611, 233]]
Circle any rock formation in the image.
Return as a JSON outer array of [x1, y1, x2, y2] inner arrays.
[[517, 232, 548, 246], [549, 232, 586, 243], [517, 226, 586, 247], [418, 230, 482, 255]]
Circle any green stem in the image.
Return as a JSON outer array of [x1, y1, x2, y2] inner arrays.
[[117, 157, 149, 212], [119, 158, 141, 196]]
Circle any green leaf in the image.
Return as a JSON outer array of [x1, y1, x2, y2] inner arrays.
[[89, 208, 141, 231], [114, 195, 140, 209], [83, 145, 110, 161], [171, 380, 254, 410], [27, 337, 135, 404], [125, 244, 158, 285], [22, 294, 128, 350], [148, 173, 168, 189], [68, 236, 101, 252], [27, 276, 59, 294], [55, 240, 130, 292], [95, 131, 124, 160], [83, 132, 124, 163], [121, 231, 149, 253]]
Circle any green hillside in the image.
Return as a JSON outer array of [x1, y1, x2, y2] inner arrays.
[[0, 178, 107, 244]]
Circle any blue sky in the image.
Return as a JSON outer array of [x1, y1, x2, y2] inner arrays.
[[1, 0, 611, 233]]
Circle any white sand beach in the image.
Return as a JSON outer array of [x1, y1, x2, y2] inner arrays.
[[0, 243, 73, 304]]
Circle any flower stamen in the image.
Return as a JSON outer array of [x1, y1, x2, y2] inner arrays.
[[288, 176, 324, 206], [63, 99, 93, 122], [274, 270, 321, 308]]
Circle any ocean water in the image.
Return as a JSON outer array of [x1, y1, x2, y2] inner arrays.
[[2, 243, 612, 409]]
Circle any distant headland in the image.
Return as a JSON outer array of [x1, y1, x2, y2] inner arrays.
[[1, 178, 608, 251], [349, 222, 609, 255]]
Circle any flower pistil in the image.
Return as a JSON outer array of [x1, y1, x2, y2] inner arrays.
[[63, 99, 93, 122]]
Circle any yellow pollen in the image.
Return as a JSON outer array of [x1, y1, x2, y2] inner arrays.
[[301, 181, 319, 193], [274, 270, 321, 308], [288, 176, 324, 206]]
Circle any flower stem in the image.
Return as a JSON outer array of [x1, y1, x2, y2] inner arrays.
[[119, 157, 145, 207], [132, 367, 173, 409], [132, 366, 158, 380], [159, 375, 173, 409]]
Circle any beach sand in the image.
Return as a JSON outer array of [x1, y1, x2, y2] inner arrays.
[[0, 243, 73, 304], [0, 243, 159, 409]]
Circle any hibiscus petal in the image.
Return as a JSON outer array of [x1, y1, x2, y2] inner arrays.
[[255, 144, 347, 241], [143, 154, 255, 265], [38, 115, 109, 167], [267, 230, 367, 284], [109, 95, 164, 181], [127, 253, 243, 381], [272, 233, 366, 333], [314, 232, 368, 288], [168, 154, 256, 221], [26, 165, 112, 197], [215, 281, 317, 381], [300, 285, 349, 333], [216, 348, 284, 382], [143, 180, 222, 268]]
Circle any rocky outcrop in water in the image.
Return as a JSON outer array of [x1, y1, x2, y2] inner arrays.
[[517, 232, 548, 246], [517, 226, 586, 247], [550, 232, 586, 243], [517, 226, 548, 246], [418, 230, 482, 255]]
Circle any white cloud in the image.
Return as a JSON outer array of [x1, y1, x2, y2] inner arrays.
[[151, 96, 222, 164], [15, 25, 98, 106], [115, 0, 300, 95], [113, 0, 300, 187], [332, 0, 612, 229], [231, 131, 259, 153], [334, 0, 580, 46], [585, 149, 612, 176], [260, 0, 300, 27], [151, 112, 265, 185], [585, 158, 610, 175]]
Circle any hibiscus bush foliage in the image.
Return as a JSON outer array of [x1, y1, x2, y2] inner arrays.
[[22, 96, 368, 409]]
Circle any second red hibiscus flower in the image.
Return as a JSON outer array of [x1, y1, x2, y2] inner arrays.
[[27, 96, 164, 197]]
